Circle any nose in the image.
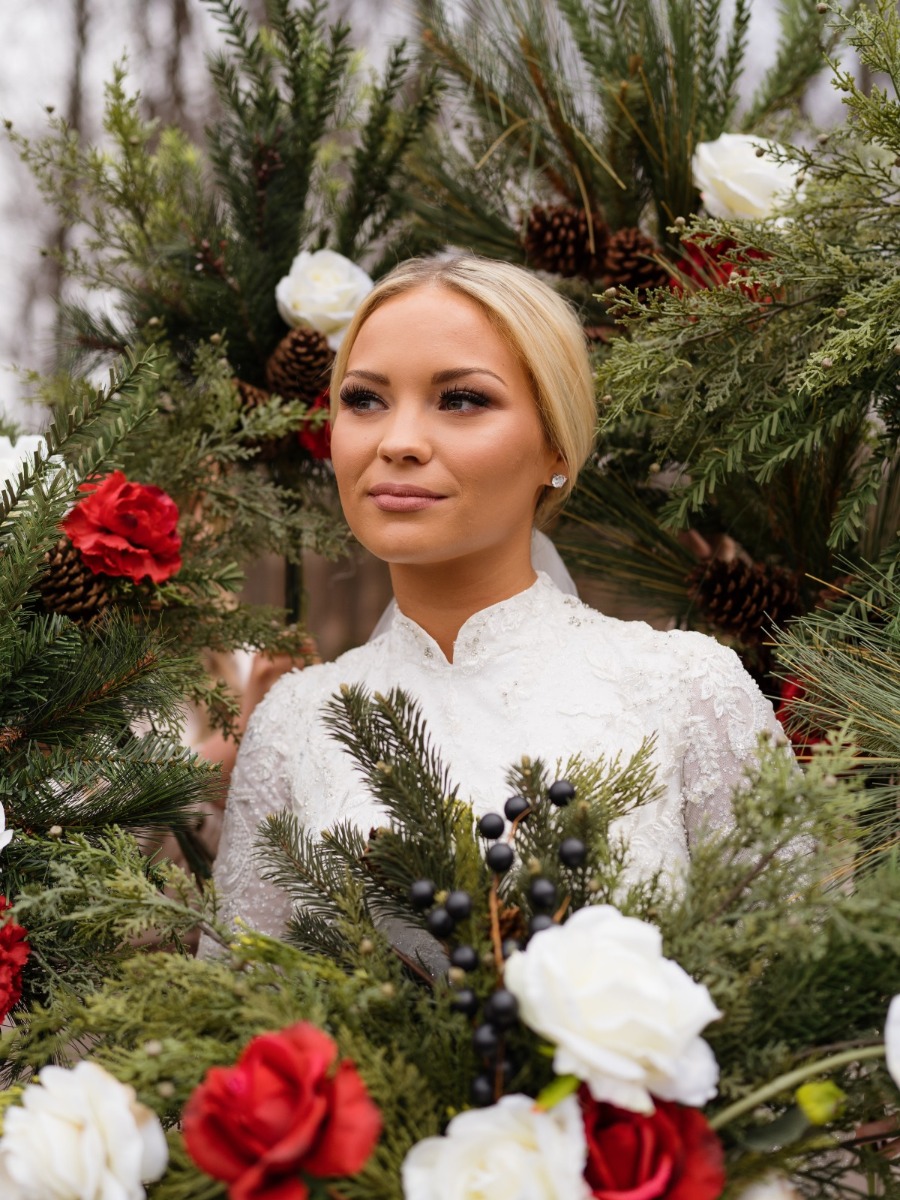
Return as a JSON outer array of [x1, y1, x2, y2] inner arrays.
[[377, 403, 433, 464]]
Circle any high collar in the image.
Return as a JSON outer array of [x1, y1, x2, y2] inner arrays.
[[388, 571, 561, 671]]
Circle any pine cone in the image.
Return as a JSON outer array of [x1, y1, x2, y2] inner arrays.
[[39, 535, 111, 624], [265, 327, 334, 406], [234, 379, 270, 410], [603, 227, 670, 294], [523, 204, 609, 280], [688, 558, 802, 644], [233, 377, 300, 463]]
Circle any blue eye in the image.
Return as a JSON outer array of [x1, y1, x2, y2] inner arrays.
[[339, 386, 384, 412], [439, 388, 491, 412]]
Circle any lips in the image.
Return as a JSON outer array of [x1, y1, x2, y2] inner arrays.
[[368, 483, 447, 512]]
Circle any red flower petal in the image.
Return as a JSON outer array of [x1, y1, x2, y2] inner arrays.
[[62, 471, 182, 584], [581, 1091, 725, 1200], [182, 1022, 380, 1195]]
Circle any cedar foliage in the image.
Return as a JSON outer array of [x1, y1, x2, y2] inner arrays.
[[557, 1, 900, 655], [2, 686, 899, 1196]]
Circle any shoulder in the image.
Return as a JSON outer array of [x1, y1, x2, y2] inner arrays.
[[555, 590, 746, 681], [241, 639, 385, 750]]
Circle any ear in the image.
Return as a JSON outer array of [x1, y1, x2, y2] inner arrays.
[[546, 446, 567, 481]]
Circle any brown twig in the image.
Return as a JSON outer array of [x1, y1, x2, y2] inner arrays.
[[489, 878, 504, 975]]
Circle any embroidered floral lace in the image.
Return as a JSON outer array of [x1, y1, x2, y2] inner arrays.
[[206, 573, 783, 944]]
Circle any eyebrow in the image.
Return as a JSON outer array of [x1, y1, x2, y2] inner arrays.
[[343, 367, 506, 386]]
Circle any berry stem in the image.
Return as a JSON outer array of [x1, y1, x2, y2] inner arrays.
[[488, 878, 505, 975]]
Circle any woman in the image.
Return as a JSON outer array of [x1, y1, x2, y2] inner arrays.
[[210, 254, 782, 938]]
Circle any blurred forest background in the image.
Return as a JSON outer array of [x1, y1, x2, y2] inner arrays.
[[0, 0, 862, 660]]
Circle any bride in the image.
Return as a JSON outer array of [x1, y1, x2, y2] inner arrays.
[[210, 254, 782, 938]]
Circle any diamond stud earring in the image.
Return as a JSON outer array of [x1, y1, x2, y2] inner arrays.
[[550, 474, 568, 489]]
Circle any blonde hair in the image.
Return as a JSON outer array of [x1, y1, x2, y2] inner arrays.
[[330, 254, 596, 525]]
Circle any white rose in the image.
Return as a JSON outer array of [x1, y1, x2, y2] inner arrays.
[[885, 994, 900, 1087], [0, 802, 12, 859], [275, 249, 373, 350], [0, 1061, 168, 1199], [402, 1094, 590, 1200], [504, 905, 721, 1114], [0, 436, 46, 493], [692, 133, 802, 220], [734, 1177, 802, 1200]]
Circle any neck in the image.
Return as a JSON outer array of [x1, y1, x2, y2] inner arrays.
[[389, 540, 537, 663]]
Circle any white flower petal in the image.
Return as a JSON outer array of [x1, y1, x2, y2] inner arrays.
[[885, 994, 900, 1088], [0, 1061, 168, 1199], [401, 1094, 589, 1200], [504, 905, 721, 1113], [692, 133, 801, 221], [274, 248, 373, 348]]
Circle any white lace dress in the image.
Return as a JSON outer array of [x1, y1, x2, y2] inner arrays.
[[210, 572, 782, 938]]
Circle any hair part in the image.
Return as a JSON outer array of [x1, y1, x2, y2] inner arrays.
[[330, 254, 597, 525]]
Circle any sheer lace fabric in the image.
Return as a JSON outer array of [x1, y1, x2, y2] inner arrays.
[[208, 573, 783, 942]]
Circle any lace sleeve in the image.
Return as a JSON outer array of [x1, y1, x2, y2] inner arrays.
[[200, 679, 300, 952], [681, 639, 785, 850]]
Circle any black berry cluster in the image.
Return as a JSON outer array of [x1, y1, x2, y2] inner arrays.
[[407, 779, 588, 1108]]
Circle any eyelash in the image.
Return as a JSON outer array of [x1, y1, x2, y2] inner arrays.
[[338, 385, 492, 412]]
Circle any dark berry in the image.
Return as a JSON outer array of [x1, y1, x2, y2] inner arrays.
[[528, 877, 557, 910], [409, 879, 436, 909], [426, 907, 454, 938], [445, 890, 472, 921], [548, 779, 576, 806], [501, 937, 521, 959], [450, 988, 479, 1017], [485, 988, 519, 1029], [479, 812, 505, 839], [559, 837, 587, 868], [504, 795, 531, 821], [530, 913, 554, 935], [450, 944, 479, 972], [472, 1023, 499, 1058], [486, 843, 514, 873], [470, 1075, 494, 1106]]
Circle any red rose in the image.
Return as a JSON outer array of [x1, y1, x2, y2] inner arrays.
[[62, 470, 182, 585], [182, 1022, 381, 1200], [581, 1090, 725, 1200], [0, 897, 30, 1022], [297, 390, 331, 461], [775, 676, 825, 758], [671, 238, 769, 297]]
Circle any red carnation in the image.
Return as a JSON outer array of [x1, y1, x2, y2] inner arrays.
[[581, 1090, 725, 1200], [0, 897, 31, 1022], [297, 390, 331, 460], [182, 1022, 381, 1200], [62, 470, 182, 585], [671, 238, 769, 298]]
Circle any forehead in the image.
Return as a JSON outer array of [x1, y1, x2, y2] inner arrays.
[[350, 286, 510, 357]]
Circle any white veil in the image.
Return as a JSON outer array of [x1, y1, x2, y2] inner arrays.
[[367, 528, 578, 641]]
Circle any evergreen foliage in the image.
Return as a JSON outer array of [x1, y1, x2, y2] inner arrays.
[[1, 689, 898, 1196], [7, 1, 439, 381], [0, 358, 217, 1005], [556, 1, 900, 675], [410, 0, 835, 265]]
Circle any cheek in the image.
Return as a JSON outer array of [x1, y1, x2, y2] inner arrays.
[[329, 418, 366, 495], [456, 423, 550, 492]]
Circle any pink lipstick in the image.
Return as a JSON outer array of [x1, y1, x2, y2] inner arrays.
[[368, 483, 446, 512]]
